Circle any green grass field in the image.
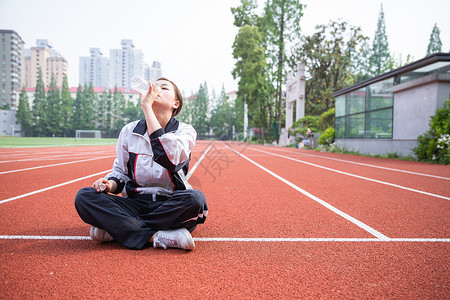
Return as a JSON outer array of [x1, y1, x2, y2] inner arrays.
[[0, 137, 117, 148]]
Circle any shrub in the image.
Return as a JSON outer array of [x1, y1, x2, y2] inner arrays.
[[413, 99, 450, 164], [318, 108, 335, 131], [289, 115, 319, 142], [318, 127, 335, 146]]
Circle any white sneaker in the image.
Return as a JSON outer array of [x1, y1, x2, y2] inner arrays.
[[89, 226, 114, 243], [153, 228, 195, 250]]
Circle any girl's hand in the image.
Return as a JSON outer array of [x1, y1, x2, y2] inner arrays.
[[141, 81, 161, 110], [92, 178, 111, 193]]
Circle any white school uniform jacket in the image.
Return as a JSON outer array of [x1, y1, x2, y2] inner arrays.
[[106, 117, 196, 197]]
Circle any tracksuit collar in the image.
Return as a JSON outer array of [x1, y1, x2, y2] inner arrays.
[[132, 117, 179, 136]]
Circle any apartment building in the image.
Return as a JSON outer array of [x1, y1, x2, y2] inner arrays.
[[24, 39, 68, 88], [0, 29, 25, 109], [108, 39, 145, 89], [145, 61, 162, 82], [79, 48, 109, 88], [80, 40, 161, 90]]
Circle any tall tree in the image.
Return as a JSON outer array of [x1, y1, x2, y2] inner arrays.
[[16, 87, 32, 136], [83, 83, 97, 130], [111, 87, 126, 135], [177, 92, 193, 124], [72, 85, 84, 131], [261, 0, 304, 139], [211, 86, 236, 139], [46, 73, 62, 136], [291, 20, 369, 115], [191, 83, 209, 136], [350, 39, 372, 84], [426, 23, 442, 56], [60, 75, 73, 137], [230, 0, 259, 27], [369, 4, 392, 76], [232, 25, 268, 140], [122, 99, 143, 126], [104, 90, 113, 136], [32, 68, 46, 136], [97, 89, 108, 134]]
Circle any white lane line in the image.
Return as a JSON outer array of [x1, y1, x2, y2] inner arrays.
[[0, 142, 208, 204], [0, 169, 112, 205], [0, 235, 91, 240], [187, 142, 213, 180], [224, 144, 390, 241], [195, 237, 450, 242], [0, 151, 116, 163], [0, 235, 448, 242], [0, 155, 116, 175], [0, 143, 117, 148], [255, 146, 450, 181], [251, 147, 450, 201]]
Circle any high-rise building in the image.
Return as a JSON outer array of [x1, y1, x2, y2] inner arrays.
[[80, 39, 158, 89], [24, 39, 68, 88], [149, 61, 162, 82], [108, 39, 145, 89], [79, 48, 109, 87], [0, 29, 25, 109]]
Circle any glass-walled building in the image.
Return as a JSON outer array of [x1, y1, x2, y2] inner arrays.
[[332, 53, 450, 157], [335, 78, 393, 139]]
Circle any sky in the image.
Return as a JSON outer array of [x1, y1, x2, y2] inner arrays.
[[0, 0, 449, 96]]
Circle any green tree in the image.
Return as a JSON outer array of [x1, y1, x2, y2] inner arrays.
[[211, 86, 236, 139], [261, 0, 304, 138], [426, 23, 443, 56], [122, 99, 143, 126], [46, 73, 63, 136], [369, 4, 392, 76], [232, 25, 268, 141], [97, 90, 108, 134], [177, 92, 193, 124], [60, 75, 73, 137], [16, 87, 32, 136], [83, 83, 96, 130], [111, 87, 127, 135], [230, 0, 259, 27], [350, 39, 372, 84], [103, 90, 114, 136], [32, 68, 46, 136], [72, 85, 84, 131], [191, 82, 210, 136], [292, 20, 368, 116]]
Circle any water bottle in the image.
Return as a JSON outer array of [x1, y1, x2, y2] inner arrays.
[[99, 182, 106, 192], [130, 76, 150, 94]]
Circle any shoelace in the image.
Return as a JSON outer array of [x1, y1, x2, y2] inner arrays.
[[153, 232, 179, 249]]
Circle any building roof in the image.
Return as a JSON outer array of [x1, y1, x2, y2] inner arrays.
[[25, 87, 137, 93], [332, 52, 450, 97]]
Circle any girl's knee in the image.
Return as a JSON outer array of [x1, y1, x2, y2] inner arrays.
[[189, 189, 206, 209], [74, 187, 96, 207]]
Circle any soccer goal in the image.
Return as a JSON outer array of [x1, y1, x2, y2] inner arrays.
[[75, 130, 102, 139]]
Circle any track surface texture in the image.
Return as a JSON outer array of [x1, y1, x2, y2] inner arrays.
[[0, 141, 449, 299]]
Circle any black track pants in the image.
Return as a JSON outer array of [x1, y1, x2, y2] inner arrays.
[[74, 187, 207, 249]]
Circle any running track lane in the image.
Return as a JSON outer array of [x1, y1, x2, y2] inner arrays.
[[0, 141, 449, 298], [248, 145, 450, 197], [231, 143, 450, 238]]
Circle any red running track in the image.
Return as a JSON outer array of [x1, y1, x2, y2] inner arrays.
[[0, 141, 449, 299]]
